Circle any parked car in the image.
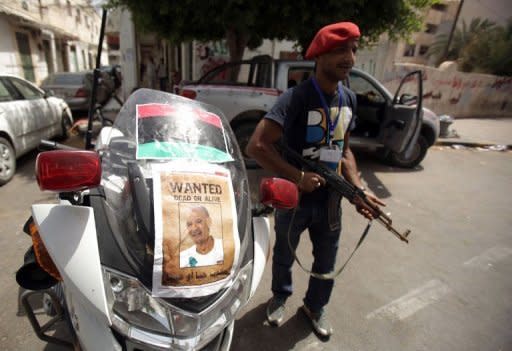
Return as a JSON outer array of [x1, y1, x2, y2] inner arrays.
[[40, 72, 90, 113], [0, 74, 73, 185], [180, 56, 439, 169], [40, 68, 119, 114]]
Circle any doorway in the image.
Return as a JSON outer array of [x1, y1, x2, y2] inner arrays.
[[15, 32, 35, 82]]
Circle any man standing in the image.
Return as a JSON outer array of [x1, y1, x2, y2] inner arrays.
[[157, 58, 168, 91], [246, 22, 384, 338], [145, 56, 157, 89]]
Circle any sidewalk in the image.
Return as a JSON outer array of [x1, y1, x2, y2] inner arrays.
[[436, 117, 512, 148]]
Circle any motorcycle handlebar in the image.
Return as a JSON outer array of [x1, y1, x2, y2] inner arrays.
[[39, 140, 81, 151]]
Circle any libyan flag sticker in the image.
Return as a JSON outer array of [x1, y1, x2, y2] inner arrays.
[[135, 103, 234, 163]]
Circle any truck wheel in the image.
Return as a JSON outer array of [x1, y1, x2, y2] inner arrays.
[[233, 122, 259, 169], [388, 135, 428, 168], [0, 137, 16, 185]]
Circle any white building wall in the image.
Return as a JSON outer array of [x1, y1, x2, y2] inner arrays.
[[243, 39, 296, 60], [0, 18, 21, 76], [0, 0, 106, 83], [119, 8, 137, 99]]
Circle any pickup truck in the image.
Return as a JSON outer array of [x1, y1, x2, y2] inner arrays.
[[180, 55, 439, 168]]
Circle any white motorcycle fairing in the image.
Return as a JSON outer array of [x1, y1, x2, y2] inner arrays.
[[31, 204, 120, 350], [250, 216, 270, 298]]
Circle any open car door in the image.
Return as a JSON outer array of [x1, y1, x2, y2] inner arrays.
[[378, 71, 423, 159]]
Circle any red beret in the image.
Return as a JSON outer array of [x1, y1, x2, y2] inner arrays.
[[305, 22, 360, 59]]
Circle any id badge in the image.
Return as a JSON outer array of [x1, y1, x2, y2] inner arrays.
[[319, 146, 342, 163]]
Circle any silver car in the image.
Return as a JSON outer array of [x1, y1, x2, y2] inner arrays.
[[0, 74, 73, 185], [40, 72, 90, 112]]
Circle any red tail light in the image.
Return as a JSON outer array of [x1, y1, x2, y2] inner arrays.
[[75, 88, 88, 98], [180, 89, 197, 100], [36, 151, 101, 192], [260, 178, 298, 210]]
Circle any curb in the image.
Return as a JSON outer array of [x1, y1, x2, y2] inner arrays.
[[435, 140, 512, 149]]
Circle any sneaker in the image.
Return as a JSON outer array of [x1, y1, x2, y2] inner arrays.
[[301, 305, 333, 338], [266, 296, 286, 326]]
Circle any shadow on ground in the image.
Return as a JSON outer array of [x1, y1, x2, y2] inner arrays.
[[232, 300, 315, 351]]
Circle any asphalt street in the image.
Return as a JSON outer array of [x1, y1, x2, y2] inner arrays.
[[0, 143, 511, 351]]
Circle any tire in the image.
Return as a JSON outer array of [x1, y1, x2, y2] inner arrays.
[[387, 135, 428, 168], [0, 137, 16, 185], [59, 112, 73, 140], [233, 122, 259, 169]]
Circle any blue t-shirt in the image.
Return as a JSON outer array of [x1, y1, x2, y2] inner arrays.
[[265, 78, 357, 202]]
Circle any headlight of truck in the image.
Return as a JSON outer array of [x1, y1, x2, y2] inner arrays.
[[102, 261, 253, 350]]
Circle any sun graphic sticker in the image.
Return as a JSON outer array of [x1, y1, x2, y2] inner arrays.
[[151, 161, 239, 298]]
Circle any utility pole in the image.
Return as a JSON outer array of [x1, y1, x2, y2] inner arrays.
[[441, 0, 464, 62]]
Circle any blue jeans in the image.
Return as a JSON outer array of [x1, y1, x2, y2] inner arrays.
[[272, 201, 341, 314]]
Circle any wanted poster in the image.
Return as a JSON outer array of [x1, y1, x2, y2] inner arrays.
[[152, 161, 240, 297]]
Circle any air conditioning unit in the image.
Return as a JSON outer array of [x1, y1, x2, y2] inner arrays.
[[21, 1, 29, 10]]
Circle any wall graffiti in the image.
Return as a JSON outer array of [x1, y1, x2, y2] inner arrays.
[[195, 41, 229, 79], [382, 64, 512, 118]]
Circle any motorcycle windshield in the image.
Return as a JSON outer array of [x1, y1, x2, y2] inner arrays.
[[100, 89, 251, 300]]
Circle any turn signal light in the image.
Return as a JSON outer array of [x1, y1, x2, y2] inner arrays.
[[29, 221, 62, 281], [180, 89, 197, 100], [36, 150, 101, 192], [260, 177, 299, 210]]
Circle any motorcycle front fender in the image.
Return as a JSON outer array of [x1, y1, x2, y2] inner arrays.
[[31, 204, 120, 350]]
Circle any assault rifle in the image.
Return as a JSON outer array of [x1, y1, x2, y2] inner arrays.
[[278, 142, 411, 243]]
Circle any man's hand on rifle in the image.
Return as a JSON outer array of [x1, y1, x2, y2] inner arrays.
[[352, 190, 386, 220], [297, 171, 326, 193]]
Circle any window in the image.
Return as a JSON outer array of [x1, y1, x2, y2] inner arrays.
[[76, 9, 81, 23], [431, 3, 447, 11], [9, 78, 43, 100], [348, 73, 385, 104], [200, 62, 250, 85], [287, 67, 313, 88], [425, 23, 438, 34], [54, 0, 61, 6], [52, 73, 85, 85], [66, 0, 71, 16], [403, 44, 415, 57], [419, 45, 429, 56], [0, 80, 14, 102]]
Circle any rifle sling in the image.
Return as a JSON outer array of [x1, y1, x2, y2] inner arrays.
[[287, 192, 372, 280]]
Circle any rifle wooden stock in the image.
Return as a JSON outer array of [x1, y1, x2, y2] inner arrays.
[[278, 142, 411, 243]]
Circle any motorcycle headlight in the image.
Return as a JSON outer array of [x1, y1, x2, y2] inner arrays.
[[102, 261, 253, 350]]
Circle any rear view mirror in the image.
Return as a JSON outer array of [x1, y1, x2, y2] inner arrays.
[[36, 150, 101, 192], [43, 88, 55, 98], [259, 178, 298, 209], [398, 93, 417, 105]]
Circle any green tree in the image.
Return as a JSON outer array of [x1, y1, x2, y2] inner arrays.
[[427, 18, 496, 66], [458, 19, 512, 75], [108, 0, 434, 63]]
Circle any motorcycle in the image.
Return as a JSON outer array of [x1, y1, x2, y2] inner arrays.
[[15, 89, 298, 350]]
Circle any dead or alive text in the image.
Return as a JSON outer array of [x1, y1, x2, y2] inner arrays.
[[168, 182, 222, 195], [173, 194, 221, 202]]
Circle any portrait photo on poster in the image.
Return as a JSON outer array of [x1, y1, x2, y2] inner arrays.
[[178, 203, 224, 268], [151, 161, 239, 297]]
